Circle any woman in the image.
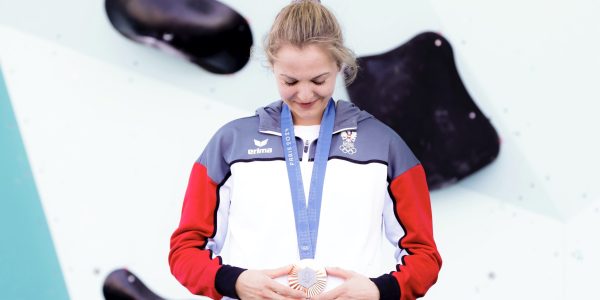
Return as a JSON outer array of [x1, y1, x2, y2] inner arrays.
[[169, 1, 442, 299]]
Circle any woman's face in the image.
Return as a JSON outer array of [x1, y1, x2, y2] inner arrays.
[[272, 43, 339, 125]]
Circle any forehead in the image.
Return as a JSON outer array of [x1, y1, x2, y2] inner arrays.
[[272, 44, 337, 78]]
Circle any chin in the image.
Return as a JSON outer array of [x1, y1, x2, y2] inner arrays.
[[295, 111, 323, 125]]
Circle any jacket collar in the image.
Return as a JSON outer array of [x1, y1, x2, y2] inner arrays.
[[256, 99, 372, 136]]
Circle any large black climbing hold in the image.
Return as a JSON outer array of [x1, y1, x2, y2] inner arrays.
[[347, 32, 500, 190], [103, 268, 165, 300], [105, 0, 253, 74]]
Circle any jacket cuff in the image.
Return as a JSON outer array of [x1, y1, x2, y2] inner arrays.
[[370, 273, 401, 300], [215, 265, 247, 299]]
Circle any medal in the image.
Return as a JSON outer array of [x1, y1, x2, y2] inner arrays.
[[288, 259, 327, 298]]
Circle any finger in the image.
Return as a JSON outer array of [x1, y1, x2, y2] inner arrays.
[[267, 280, 306, 298], [277, 289, 306, 299], [264, 264, 295, 278], [313, 285, 344, 300], [264, 289, 286, 300], [325, 266, 354, 279]]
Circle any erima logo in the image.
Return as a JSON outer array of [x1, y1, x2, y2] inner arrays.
[[248, 138, 273, 155], [254, 139, 268, 147]]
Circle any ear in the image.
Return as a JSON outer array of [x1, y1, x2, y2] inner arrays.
[[335, 59, 343, 72]]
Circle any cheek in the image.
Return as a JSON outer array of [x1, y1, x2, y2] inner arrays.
[[277, 84, 295, 100], [315, 83, 335, 98]]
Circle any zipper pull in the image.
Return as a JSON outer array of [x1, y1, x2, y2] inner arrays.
[[303, 140, 310, 153]]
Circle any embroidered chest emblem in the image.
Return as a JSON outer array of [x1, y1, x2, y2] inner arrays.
[[339, 131, 357, 154]]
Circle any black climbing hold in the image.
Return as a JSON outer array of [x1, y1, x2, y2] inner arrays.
[[103, 268, 165, 300], [105, 0, 253, 74], [348, 32, 500, 190]]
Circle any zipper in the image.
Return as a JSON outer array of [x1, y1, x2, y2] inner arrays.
[[303, 140, 310, 154]]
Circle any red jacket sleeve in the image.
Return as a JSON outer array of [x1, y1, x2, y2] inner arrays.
[[382, 164, 442, 300], [169, 162, 224, 299]]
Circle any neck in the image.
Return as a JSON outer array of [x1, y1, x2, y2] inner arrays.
[[291, 113, 324, 126], [293, 120, 321, 126]]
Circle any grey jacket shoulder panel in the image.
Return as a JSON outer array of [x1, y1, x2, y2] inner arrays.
[[198, 115, 283, 184], [329, 116, 420, 180]]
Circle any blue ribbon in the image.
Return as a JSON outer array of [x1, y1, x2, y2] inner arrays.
[[281, 99, 335, 259]]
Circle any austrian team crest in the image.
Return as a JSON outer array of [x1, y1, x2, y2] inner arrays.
[[340, 130, 357, 154]]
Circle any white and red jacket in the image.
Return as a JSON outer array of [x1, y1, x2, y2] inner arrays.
[[169, 100, 442, 299]]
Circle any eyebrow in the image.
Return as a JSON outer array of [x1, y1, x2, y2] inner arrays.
[[280, 72, 330, 81]]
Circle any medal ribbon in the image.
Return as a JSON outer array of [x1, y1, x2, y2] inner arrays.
[[281, 99, 335, 259]]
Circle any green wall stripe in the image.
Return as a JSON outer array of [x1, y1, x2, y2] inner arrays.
[[0, 66, 70, 299]]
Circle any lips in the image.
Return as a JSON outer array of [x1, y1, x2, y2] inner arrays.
[[298, 102, 315, 109], [295, 100, 319, 109]]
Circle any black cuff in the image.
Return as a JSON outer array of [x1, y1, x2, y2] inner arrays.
[[215, 264, 247, 299], [370, 273, 401, 300]]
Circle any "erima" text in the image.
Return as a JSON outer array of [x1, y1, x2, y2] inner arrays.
[[248, 148, 273, 155]]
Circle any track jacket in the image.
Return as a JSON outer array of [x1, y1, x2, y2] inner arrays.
[[169, 100, 442, 300]]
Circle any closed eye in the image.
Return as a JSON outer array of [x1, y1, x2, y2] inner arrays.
[[285, 80, 324, 86]]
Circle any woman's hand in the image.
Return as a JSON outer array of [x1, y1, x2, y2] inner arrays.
[[235, 265, 307, 300], [313, 267, 380, 300]]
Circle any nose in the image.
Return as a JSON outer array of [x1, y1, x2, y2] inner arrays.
[[297, 83, 314, 103]]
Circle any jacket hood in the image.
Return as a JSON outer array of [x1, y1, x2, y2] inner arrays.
[[256, 99, 373, 135]]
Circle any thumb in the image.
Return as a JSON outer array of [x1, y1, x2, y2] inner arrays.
[[263, 264, 294, 278], [325, 267, 354, 279]]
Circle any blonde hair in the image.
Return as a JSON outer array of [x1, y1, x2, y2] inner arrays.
[[263, 0, 358, 84]]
